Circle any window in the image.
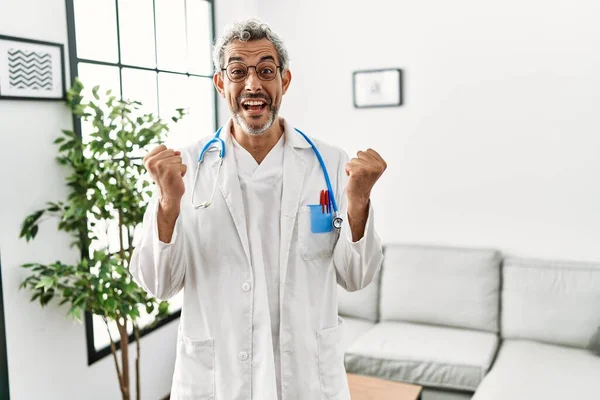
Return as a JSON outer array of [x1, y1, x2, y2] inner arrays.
[[65, 0, 217, 364]]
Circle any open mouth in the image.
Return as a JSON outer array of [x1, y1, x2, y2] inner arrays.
[[241, 99, 268, 113]]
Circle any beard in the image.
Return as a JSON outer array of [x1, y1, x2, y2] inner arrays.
[[231, 94, 279, 136]]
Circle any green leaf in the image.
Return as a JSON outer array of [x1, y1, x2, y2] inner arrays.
[[19, 209, 44, 239], [58, 297, 71, 306], [130, 308, 140, 318], [35, 277, 54, 291], [58, 141, 75, 152], [41, 289, 55, 306], [158, 300, 169, 316], [105, 297, 117, 311], [73, 293, 86, 308], [68, 306, 83, 322]]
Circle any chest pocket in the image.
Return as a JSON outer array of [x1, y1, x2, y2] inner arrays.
[[297, 207, 339, 261]]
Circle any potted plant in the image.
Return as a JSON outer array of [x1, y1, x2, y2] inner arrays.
[[18, 77, 185, 400]]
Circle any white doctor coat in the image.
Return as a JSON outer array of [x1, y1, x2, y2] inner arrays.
[[130, 119, 383, 400]]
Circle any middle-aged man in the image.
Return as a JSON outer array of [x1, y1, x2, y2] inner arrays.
[[131, 18, 387, 399]]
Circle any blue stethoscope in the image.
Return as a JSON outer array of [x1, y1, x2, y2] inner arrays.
[[191, 126, 344, 231]]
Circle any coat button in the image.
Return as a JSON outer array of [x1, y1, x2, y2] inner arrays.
[[238, 351, 249, 361], [241, 282, 251, 292]]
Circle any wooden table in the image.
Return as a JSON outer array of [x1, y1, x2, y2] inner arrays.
[[347, 373, 423, 400]]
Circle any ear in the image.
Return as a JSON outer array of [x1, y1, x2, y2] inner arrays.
[[281, 69, 292, 95], [213, 72, 226, 98]]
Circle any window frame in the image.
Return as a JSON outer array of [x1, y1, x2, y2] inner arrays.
[[0, 253, 10, 399], [64, 0, 218, 365]]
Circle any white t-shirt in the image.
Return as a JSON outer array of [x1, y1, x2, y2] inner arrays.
[[233, 133, 285, 399]]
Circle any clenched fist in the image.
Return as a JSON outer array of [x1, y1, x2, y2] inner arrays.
[[143, 145, 188, 207], [345, 148, 387, 205]]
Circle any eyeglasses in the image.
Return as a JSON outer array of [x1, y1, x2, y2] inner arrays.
[[221, 61, 282, 83]]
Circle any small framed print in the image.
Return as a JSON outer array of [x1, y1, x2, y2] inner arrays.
[[0, 35, 66, 101], [353, 68, 403, 108]]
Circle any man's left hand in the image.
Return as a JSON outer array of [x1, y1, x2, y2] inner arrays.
[[345, 148, 387, 206]]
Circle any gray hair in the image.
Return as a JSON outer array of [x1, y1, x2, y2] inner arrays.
[[212, 18, 290, 73]]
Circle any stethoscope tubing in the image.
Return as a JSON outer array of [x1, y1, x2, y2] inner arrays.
[[191, 126, 343, 230], [292, 128, 339, 214]]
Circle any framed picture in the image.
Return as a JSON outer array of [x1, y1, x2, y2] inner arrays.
[[0, 35, 66, 101], [353, 68, 403, 108]]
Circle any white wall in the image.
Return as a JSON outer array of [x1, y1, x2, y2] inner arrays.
[[258, 0, 600, 262]]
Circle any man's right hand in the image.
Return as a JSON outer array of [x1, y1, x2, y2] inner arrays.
[[143, 145, 188, 210]]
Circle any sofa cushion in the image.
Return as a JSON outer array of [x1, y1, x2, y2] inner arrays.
[[340, 316, 375, 352], [421, 388, 473, 400], [380, 244, 501, 332], [472, 340, 600, 400], [502, 257, 600, 348], [344, 321, 499, 392], [338, 269, 380, 322]]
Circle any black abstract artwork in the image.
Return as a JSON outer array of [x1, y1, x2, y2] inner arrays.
[[8, 48, 53, 91], [0, 35, 65, 101]]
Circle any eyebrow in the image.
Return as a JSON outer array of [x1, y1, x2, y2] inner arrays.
[[227, 55, 277, 64]]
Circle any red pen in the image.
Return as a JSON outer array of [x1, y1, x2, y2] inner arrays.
[[324, 190, 330, 214], [320, 190, 325, 213]]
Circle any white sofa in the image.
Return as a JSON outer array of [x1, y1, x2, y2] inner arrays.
[[339, 244, 600, 400]]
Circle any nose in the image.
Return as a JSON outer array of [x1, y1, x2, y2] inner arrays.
[[244, 67, 262, 92]]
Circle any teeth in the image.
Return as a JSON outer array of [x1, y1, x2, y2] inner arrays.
[[243, 100, 265, 106]]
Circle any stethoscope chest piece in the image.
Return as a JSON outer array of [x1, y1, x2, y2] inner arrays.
[[332, 215, 343, 231]]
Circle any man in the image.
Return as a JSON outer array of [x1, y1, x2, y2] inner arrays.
[[130, 18, 386, 400]]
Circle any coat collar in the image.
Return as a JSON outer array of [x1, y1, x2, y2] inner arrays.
[[281, 118, 312, 149], [216, 117, 312, 150]]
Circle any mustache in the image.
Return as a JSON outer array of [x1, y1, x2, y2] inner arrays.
[[237, 93, 271, 105]]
